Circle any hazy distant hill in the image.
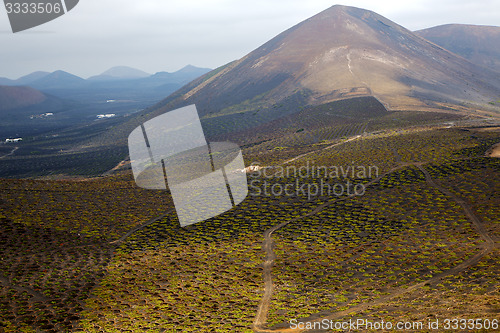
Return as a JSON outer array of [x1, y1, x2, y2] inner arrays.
[[67, 65, 211, 103], [30, 70, 87, 90], [0, 71, 50, 86], [416, 24, 500, 73], [0, 85, 47, 111], [0, 77, 13, 85], [88, 66, 151, 81], [16, 71, 51, 85], [151, 65, 213, 85]]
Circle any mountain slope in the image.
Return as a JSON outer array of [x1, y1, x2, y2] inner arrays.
[[0, 85, 47, 111], [151, 5, 500, 117], [416, 24, 500, 74]]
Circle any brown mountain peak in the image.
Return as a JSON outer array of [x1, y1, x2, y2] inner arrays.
[[148, 6, 500, 122]]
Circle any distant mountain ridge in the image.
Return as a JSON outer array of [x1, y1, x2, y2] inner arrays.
[[0, 65, 212, 104], [88, 66, 151, 81], [151, 65, 213, 84], [416, 24, 500, 74], [0, 65, 211, 90], [30, 70, 87, 90], [16, 71, 51, 85]]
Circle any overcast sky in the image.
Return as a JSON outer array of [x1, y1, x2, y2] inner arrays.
[[1, 0, 499, 79]]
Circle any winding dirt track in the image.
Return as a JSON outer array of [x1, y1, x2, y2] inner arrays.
[[417, 165, 498, 247], [109, 209, 174, 245], [252, 162, 407, 331], [252, 158, 498, 332], [0, 274, 48, 302], [0, 146, 18, 159], [284, 136, 361, 165]]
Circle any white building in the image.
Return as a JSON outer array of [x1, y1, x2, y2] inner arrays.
[[5, 138, 22, 143], [97, 114, 116, 119]]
